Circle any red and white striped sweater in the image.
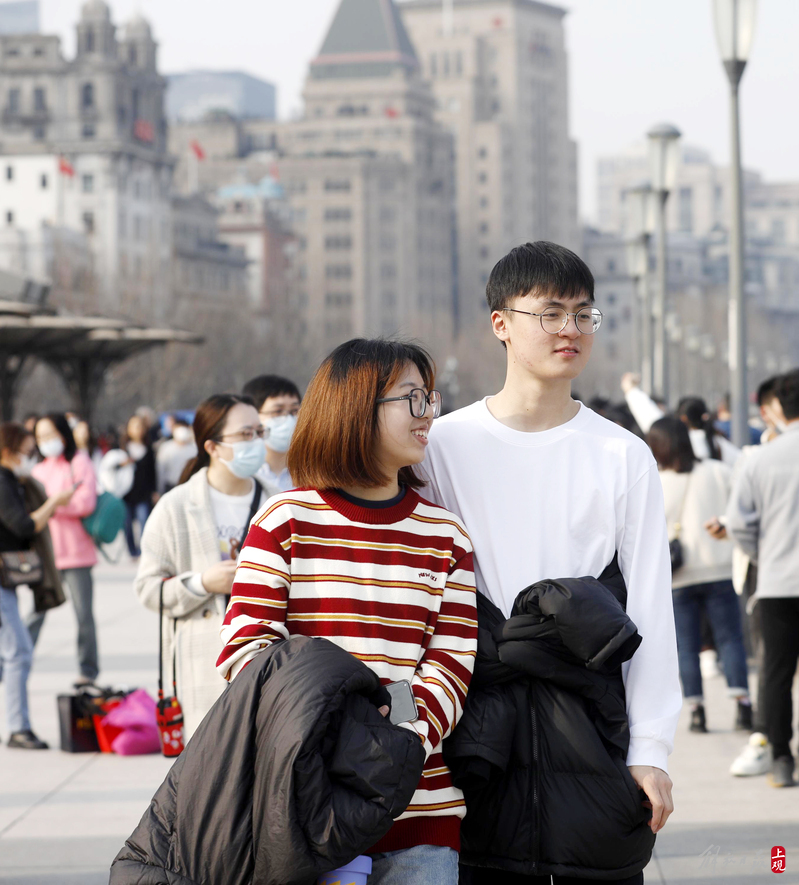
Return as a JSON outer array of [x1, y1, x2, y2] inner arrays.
[[217, 487, 477, 853]]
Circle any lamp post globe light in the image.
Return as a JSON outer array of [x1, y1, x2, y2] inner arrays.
[[624, 183, 658, 394], [713, 0, 758, 448], [647, 123, 681, 404]]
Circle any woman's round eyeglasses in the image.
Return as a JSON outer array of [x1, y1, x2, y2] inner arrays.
[[501, 306, 603, 335], [377, 388, 443, 419]]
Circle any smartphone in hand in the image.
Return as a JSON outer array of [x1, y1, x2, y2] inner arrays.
[[386, 680, 418, 725]]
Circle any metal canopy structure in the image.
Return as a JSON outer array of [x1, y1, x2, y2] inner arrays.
[[0, 312, 204, 423]]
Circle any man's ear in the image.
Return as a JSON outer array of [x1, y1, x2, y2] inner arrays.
[[491, 309, 511, 346]]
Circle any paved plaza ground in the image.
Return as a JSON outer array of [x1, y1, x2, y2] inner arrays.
[[1, 560, 797, 884]]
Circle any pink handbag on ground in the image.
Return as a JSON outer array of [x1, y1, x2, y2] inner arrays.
[[102, 688, 161, 756]]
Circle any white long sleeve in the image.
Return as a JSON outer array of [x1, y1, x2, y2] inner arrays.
[[624, 387, 664, 434], [423, 399, 682, 773]]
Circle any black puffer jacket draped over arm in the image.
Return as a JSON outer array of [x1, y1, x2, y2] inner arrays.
[[110, 636, 426, 885], [443, 558, 656, 881]]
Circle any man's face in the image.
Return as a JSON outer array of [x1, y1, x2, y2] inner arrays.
[[258, 394, 301, 424], [491, 290, 595, 382]]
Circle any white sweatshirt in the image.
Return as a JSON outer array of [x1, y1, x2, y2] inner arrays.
[[659, 460, 734, 589], [422, 398, 682, 773]]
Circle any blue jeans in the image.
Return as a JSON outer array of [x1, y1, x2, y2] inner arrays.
[[672, 579, 749, 703], [0, 586, 33, 733], [27, 567, 99, 681], [124, 501, 152, 557], [369, 846, 459, 885]]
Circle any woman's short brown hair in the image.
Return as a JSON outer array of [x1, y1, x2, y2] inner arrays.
[[288, 338, 435, 490], [0, 422, 33, 457], [647, 416, 698, 473]]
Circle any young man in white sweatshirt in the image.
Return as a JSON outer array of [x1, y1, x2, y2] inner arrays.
[[423, 241, 681, 880]]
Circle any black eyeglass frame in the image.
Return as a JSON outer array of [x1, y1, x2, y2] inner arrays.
[[376, 388, 443, 419], [500, 306, 603, 335], [213, 427, 267, 443]]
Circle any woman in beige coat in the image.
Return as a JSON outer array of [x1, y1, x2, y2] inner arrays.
[[135, 394, 278, 738]]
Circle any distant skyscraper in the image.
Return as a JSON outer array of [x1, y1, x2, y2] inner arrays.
[[0, 1, 38, 35], [166, 71, 276, 122], [399, 0, 580, 330]]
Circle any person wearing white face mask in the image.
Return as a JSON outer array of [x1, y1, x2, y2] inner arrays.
[[242, 374, 302, 492], [0, 422, 74, 748], [31, 413, 100, 686], [133, 394, 279, 738], [155, 418, 198, 496]]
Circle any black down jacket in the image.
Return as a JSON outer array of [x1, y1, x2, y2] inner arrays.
[[110, 636, 426, 885], [443, 559, 656, 881]]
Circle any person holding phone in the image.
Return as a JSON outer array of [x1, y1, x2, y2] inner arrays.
[[0, 422, 75, 748], [217, 339, 478, 885], [134, 394, 278, 738], [29, 413, 100, 686]]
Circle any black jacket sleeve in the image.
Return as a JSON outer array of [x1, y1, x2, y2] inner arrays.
[[0, 469, 36, 542]]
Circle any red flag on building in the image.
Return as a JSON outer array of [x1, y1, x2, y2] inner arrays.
[[58, 156, 75, 177], [269, 162, 280, 180], [134, 119, 155, 143], [384, 106, 399, 118], [189, 140, 206, 161]]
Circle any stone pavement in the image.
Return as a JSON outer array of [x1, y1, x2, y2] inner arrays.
[[1, 560, 798, 884]]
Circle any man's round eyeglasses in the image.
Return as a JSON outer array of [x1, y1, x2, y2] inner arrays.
[[377, 388, 443, 419], [501, 306, 603, 335], [214, 427, 267, 443]]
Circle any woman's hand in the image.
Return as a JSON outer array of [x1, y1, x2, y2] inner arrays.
[[704, 517, 728, 540], [53, 487, 76, 508], [202, 560, 238, 595]]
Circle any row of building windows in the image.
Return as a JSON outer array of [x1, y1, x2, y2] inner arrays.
[[429, 51, 464, 78], [4, 44, 47, 60], [325, 235, 351, 250], [325, 292, 352, 307], [5, 87, 47, 113]]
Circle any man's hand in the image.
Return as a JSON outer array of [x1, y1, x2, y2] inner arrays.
[[621, 372, 641, 394], [628, 765, 674, 834]]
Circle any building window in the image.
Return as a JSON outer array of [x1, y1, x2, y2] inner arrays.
[[325, 292, 352, 307], [479, 222, 489, 234], [678, 187, 693, 233], [81, 82, 94, 110], [379, 206, 396, 222], [324, 179, 351, 192], [5, 165, 12, 181], [33, 46, 44, 57], [480, 246, 489, 259], [8, 89, 20, 113], [429, 53, 437, 77], [478, 172, 487, 184], [772, 218, 786, 244], [82, 174, 94, 193], [83, 212, 95, 234], [480, 197, 488, 208], [325, 235, 352, 250], [325, 264, 352, 280], [86, 28, 95, 52], [129, 45, 138, 65], [33, 125, 45, 140], [82, 124, 95, 139], [380, 263, 396, 281], [6, 211, 13, 225], [442, 52, 450, 76], [40, 174, 48, 189], [478, 147, 487, 159], [607, 258, 616, 273], [455, 51, 463, 76], [606, 292, 617, 305], [324, 207, 352, 221], [33, 88, 46, 111]]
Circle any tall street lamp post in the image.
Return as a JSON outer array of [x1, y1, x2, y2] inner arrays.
[[647, 123, 681, 404], [713, 0, 757, 447], [625, 183, 657, 395]]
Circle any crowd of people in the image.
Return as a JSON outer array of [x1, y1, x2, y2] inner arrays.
[[1, 240, 797, 885]]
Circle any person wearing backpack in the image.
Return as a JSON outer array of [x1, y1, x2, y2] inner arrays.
[[28, 413, 100, 687]]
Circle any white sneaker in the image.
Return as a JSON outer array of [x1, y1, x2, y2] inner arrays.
[[700, 649, 722, 679], [730, 732, 772, 776]]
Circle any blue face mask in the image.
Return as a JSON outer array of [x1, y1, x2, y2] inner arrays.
[[219, 438, 266, 479], [264, 414, 297, 454]]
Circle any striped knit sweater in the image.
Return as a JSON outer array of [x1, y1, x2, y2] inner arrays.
[[217, 486, 477, 853]]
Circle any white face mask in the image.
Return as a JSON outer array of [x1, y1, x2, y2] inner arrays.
[[39, 437, 65, 459], [12, 454, 37, 478], [127, 441, 147, 461], [173, 426, 193, 444], [263, 414, 298, 454]]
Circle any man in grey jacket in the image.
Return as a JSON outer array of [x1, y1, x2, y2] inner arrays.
[[727, 369, 799, 788]]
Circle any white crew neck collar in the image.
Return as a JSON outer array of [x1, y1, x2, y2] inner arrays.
[[476, 397, 591, 447]]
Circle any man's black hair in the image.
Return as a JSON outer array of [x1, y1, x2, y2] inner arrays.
[[776, 368, 799, 421], [486, 241, 595, 313], [756, 375, 780, 407], [242, 375, 301, 411]]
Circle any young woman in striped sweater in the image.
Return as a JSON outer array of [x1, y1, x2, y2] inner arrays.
[[217, 338, 477, 885]]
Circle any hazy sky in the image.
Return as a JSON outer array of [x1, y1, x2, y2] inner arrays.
[[39, 0, 799, 222]]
